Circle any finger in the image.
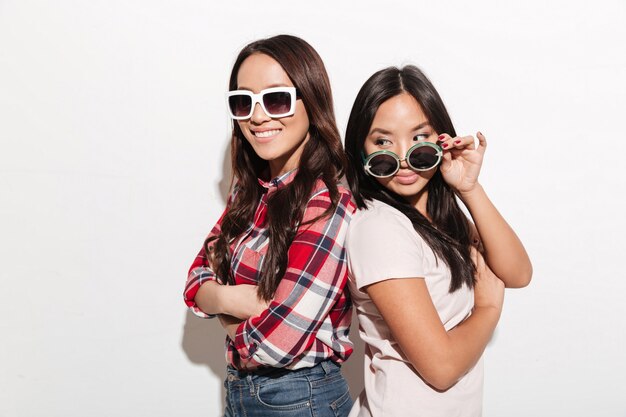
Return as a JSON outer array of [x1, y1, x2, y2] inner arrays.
[[476, 131, 487, 155], [438, 133, 452, 150], [452, 135, 475, 150], [440, 148, 453, 172]]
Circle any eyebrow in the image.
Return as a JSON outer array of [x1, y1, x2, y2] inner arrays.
[[369, 127, 392, 136], [236, 83, 292, 91], [368, 121, 431, 136]]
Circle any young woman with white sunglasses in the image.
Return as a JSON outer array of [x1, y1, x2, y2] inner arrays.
[[184, 35, 354, 417], [343, 65, 532, 417]]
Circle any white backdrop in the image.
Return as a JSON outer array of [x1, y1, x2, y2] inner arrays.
[[1, 1, 625, 416]]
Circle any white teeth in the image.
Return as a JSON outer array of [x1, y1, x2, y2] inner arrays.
[[254, 129, 281, 138]]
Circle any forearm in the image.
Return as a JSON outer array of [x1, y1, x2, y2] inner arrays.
[[369, 278, 502, 391], [194, 281, 267, 319], [426, 248, 505, 389], [459, 184, 532, 287], [194, 281, 226, 315], [440, 306, 501, 385], [409, 306, 500, 391]]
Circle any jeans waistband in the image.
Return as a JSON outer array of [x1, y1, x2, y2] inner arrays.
[[226, 359, 339, 382]]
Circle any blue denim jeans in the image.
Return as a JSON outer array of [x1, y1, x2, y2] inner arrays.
[[223, 360, 353, 417]]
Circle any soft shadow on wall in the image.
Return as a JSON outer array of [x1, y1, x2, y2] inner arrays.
[[179, 138, 232, 411], [181, 310, 229, 410], [343, 312, 365, 399]]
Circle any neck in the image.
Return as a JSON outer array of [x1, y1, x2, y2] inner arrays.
[[269, 160, 295, 179], [408, 189, 430, 220], [268, 134, 310, 179]]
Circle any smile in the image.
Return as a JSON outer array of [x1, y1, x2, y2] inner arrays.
[[253, 129, 281, 138]]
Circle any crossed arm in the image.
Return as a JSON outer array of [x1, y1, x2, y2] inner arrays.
[[185, 188, 354, 369]]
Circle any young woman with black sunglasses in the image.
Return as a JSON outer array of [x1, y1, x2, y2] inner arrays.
[[343, 65, 532, 417], [184, 35, 354, 417]]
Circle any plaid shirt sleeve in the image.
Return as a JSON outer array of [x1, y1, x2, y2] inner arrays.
[[183, 205, 228, 319], [231, 186, 354, 368]]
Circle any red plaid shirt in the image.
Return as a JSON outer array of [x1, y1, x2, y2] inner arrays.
[[184, 170, 355, 370]]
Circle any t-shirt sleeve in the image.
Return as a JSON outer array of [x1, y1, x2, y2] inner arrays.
[[346, 205, 426, 290]]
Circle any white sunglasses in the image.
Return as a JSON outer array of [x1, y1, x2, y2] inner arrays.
[[226, 87, 298, 120]]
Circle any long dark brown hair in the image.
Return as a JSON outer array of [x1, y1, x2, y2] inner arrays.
[[207, 35, 346, 300], [345, 65, 475, 292]]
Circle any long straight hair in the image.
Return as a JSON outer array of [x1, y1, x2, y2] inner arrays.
[[344, 65, 474, 292], [207, 35, 347, 300]]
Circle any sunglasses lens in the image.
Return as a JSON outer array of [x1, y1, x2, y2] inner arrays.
[[408, 145, 439, 170], [263, 91, 292, 116], [228, 94, 252, 117], [368, 154, 399, 177]]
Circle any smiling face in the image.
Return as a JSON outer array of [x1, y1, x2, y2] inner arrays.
[[364, 92, 439, 211], [235, 53, 310, 179]]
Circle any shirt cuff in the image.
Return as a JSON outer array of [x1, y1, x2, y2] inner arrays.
[[184, 267, 219, 319]]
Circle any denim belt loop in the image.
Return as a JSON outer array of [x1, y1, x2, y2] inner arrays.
[[247, 374, 255, 395], [320, 360, 332, 375]]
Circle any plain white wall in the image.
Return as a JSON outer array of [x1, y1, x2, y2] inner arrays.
[[1, 0, 625, 416]]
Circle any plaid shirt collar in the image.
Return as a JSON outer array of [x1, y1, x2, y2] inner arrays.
[[257, 169, 298, 195]]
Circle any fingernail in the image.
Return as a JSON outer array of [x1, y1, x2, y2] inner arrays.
[[478, 131, 483, 136], [454, 140, 461, 144], [438, 134, 445, 140], [441, 143, 448, 148]]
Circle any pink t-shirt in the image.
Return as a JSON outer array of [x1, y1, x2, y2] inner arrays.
[[346, 199, 483, 417]]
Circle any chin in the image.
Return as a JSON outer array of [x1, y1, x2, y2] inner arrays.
[[395, 189, 423, 200], [247, 143, 277, 161]]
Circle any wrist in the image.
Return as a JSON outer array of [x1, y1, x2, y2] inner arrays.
[[472, 304, 502, 321], [457, 183, 485, 203]]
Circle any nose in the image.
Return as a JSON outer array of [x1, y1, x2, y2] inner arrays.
[[250, 102, 270, 124], [397, 147, 410, 168]]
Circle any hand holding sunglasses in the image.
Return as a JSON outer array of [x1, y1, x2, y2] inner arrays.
[[363, 142, 443, 178], [438, 132, 487, 195], [226, 87, 298, 120]]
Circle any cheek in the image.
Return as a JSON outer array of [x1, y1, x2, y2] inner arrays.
[[420, 167, 438, 181], [287, 106, 310, 137], [375, 176, 392, 188], [237, 121, 250, 137]]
